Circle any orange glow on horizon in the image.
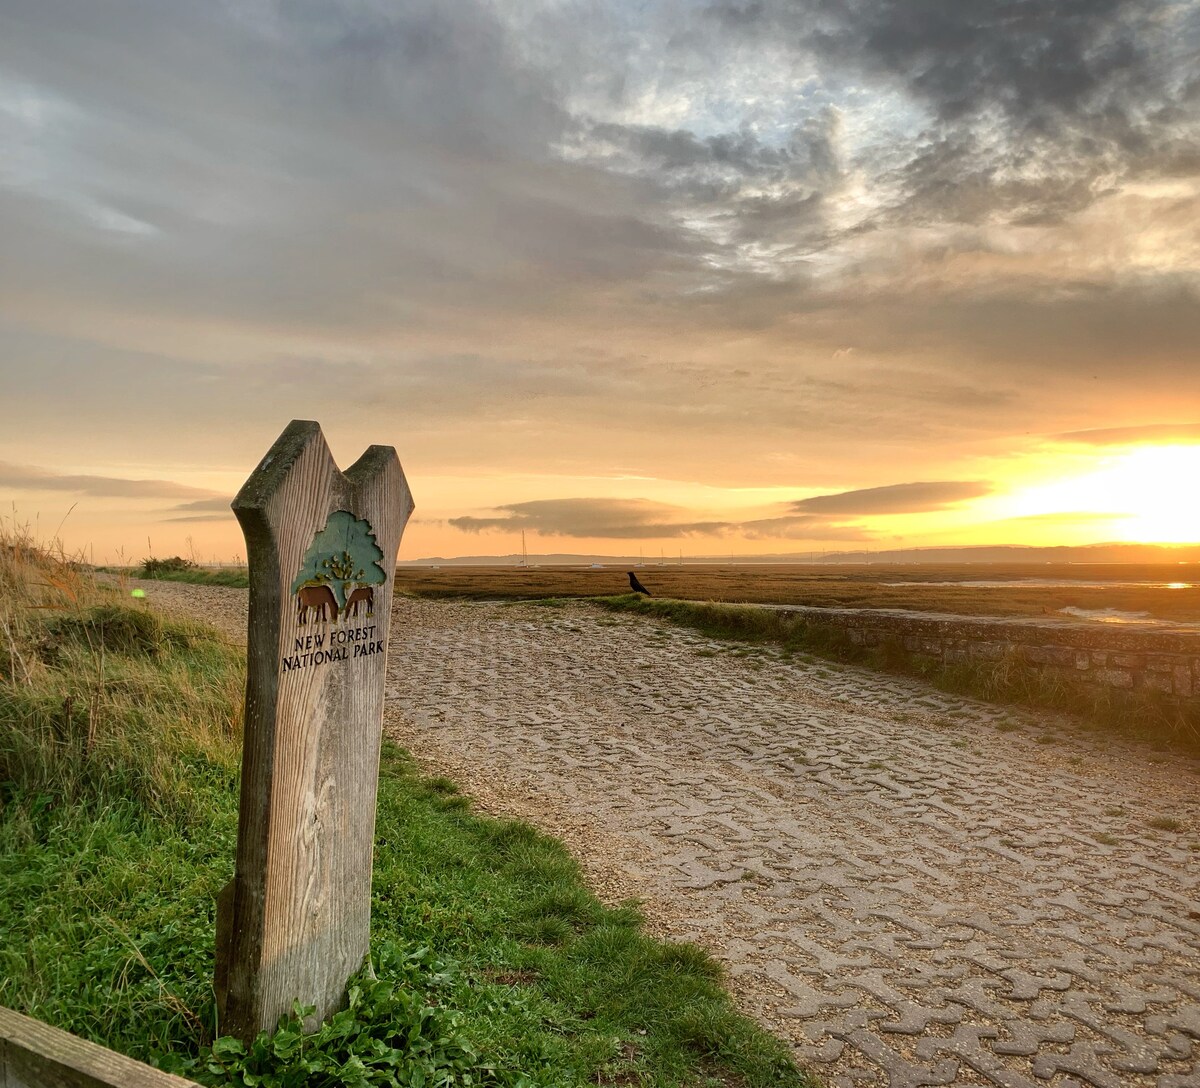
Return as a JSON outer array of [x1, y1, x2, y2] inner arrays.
[[988, 444, 1200, 546], [10, 441, 1199, 563]]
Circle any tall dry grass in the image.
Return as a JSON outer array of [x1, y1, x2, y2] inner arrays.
[[0, 516, 244, 820]]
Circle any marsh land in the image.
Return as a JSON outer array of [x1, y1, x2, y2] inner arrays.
[[391, 562, 1200, 624]]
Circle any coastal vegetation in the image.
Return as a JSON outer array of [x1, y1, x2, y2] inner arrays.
[[390, 563, 1200, 623], [0, 529, 811, 1087]]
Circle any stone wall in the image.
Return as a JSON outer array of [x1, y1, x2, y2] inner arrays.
[[771, 605, 1200, 704]]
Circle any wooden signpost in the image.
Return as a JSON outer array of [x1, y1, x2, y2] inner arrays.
[[215, 420, 414, 1042]]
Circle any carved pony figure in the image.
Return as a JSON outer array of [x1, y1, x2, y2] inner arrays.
[[297, 584, 338, 625], [344, 586, 375, 618]]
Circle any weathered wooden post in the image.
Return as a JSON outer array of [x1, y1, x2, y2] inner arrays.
[[215, 420, 414, 1042]]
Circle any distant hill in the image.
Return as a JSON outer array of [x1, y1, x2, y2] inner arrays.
[[400, 543, 1200, 566]]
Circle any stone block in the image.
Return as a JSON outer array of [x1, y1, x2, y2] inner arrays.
[[1054, 646, 1080, 667], [1023, 645, 1070, 667], [1112, 653, 1145, 669], [1141, 673, 1174, 694], [1093, 667, 1134, 689], [1075, 651, 1091, 671], [1174, 665, 1194, 697]]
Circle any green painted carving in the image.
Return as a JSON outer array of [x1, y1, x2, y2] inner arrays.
[[291, 510, 387, 618]]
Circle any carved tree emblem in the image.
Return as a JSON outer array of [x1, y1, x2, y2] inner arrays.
[[291, 511, 387, 624]]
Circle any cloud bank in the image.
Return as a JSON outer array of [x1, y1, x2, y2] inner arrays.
[[1, 1, 1197, 555]]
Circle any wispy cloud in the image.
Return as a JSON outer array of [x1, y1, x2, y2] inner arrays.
[[738, 515, 872, 541], [0, 461, 219, 499], [792, 481, 992, 515], [451, 498, 732, 539], [451, 496, 872, 542], [162, 497, 234, 523]]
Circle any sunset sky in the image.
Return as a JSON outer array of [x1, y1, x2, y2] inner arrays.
[[2, 0, 1198, 562]]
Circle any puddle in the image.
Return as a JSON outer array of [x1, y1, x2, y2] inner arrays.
[[882, 579, 1196, 589], [1058, 606, 1153, 623]]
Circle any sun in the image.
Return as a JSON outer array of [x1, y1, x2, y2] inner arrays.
[[1102, 446, 1200, 543], [1004, 444, 1200, 544]]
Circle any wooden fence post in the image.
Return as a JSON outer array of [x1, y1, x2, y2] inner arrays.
[[215, 420, 414, 1042], [0, 1006, 202, 1088]]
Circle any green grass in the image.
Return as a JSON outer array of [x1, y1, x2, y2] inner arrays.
[[96, 559, 250, 588], [592, 595, 1200, 753], [138, 567, 251, 589], [1, 540, 812, 1088]]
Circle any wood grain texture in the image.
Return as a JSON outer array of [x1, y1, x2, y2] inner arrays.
[[216, 421, 414, 1042], [0, 1007, 200, 1088]]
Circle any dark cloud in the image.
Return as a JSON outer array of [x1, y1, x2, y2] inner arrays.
[[1053, 423, 1200, 445], [793, 480, 992, 515], [708, 0, 1199, 225], [709, 0, 1189, 129], [0, 461, 219, 499]]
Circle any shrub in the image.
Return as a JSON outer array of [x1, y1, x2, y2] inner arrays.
[[142, 556, 196, 577]]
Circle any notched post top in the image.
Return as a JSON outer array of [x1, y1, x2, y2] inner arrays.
[[217, 419, 414, 1043], [232, 419, 326, 513]]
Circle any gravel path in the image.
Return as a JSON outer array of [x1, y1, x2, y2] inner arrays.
[[136, 582, 1200, 1087]]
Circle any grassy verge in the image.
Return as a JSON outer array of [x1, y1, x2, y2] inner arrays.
[[149, 568, 250, 588], [110, 566, 250, 592], [593, 595, 1200, 752], [1, 537, 812, 1087]]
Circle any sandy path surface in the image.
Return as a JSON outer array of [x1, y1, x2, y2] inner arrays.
[[136, 581, 1200, 1087]]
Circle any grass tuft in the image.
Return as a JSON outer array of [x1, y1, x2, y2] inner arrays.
[[1147, 816, 1185, 832]]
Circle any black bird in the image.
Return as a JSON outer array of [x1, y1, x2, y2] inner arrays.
[[627, 571, 651, 596]]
